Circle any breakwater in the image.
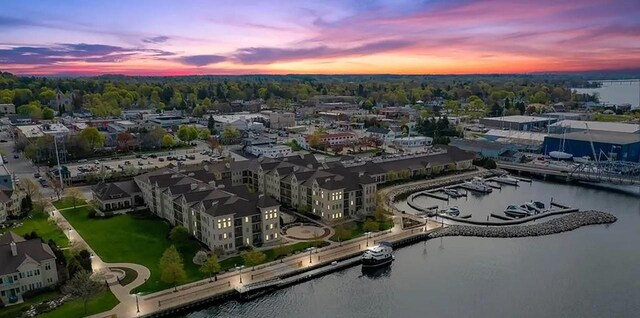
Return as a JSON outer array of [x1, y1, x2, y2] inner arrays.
[[428, 211, 617, 239]]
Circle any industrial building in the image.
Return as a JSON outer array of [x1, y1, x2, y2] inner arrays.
[[483, 129, 546, 153], [548, 120, 640, 134], [479, 115, 557, 131], [543, 131, 640, 162], [541, 112, 593, 121], [449, 138, 524, 162]]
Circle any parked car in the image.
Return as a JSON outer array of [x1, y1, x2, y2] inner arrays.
[[0, 139, 7, 143], [149, 154, 158, 158], [158, 157, 165, 162], [94, 160, 100, 165], [13, 154, 19, 159], [34, 173, 40, 178]]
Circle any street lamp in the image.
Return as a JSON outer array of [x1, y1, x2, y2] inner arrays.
[[235, 264, 243, 284], [135, 293, 140, 313], [365, 232, 371, 247], [308, 247, 315, 264]]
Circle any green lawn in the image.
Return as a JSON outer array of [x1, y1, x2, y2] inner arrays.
[[0, 291, 59, 318], [0, 208, 69, 248], [38, 290, 118, 318], [53, 197, 86, 210], [113, 266, 138, 286], [60, 206, 202, 294], [329, 221, 393, 242], [219, 241, 329, 270]]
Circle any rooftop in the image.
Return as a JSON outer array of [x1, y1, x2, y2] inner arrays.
[[545, 130, 640, 145], [550, 120, 640, 134], [482, 115, 553, 123]]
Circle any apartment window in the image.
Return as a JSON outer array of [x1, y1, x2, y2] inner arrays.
[[274, 233, 278, 239], [45, 263, 51, 270], [245, 217, 249, 223], [223, 233, 227, 239], [269, 224, 274, 230]]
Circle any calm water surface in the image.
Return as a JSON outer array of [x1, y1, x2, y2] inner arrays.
[[186, 181, 640, 318]]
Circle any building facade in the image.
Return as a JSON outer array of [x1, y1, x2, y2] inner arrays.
[[0, 232, 58, 305]]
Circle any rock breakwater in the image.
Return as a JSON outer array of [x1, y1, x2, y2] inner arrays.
[[428, 210, 617, 239]]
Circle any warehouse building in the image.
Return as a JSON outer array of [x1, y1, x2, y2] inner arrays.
[[479, 115, 557, 131], [543, 131, 640, 162], [548, 120, 640, 134]]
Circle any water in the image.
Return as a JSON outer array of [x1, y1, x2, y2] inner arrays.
[[573, 80, 640, 108], [185, 181, 640, 318]]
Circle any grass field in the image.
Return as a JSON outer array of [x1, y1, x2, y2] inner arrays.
[[0, 291, 59, 318], [59, 206, 202, 294], [218, 241, 330, 270], [37, 290, 118, 318], [0, 208, 69, 248], [329, 221, 393, 242]]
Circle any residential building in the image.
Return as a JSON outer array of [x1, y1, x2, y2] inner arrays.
[[250, 145, 293, 158], [310, 133, 357, 147], [0, 104, 16, 115], [366, 127, 396, 143], [92, 180, 144, 212], [0, 232, 58, 305], [149, 116, 187, 128]]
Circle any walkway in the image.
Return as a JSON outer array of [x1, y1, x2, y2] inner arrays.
[[47, 204, 152, 318], [91, 219, 443, 318]]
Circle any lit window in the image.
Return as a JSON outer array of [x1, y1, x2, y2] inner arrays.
[[223, 233, 227, 239], [274, 233, 278, 238], [269, 224, 274, 229], [265, 234, 269, 241]]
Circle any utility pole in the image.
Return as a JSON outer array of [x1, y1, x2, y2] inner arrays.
[[53, 136, 64, 191]]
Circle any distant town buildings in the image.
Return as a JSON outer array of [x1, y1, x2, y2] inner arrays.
[[480, 115, 557, 131], [0, 104, 16, 115]]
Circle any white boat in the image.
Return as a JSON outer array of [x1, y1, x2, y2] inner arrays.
[[362, 242, 394, 269], [440, 206, 460, 217], [461, 177, 493, 193], [504, 205, 531, 218], [549, 151, 573, 160], [494, 175, 519, 186], [519, 202, 546, 215], [443, 188, 462, 198], [573, 156, 591, 163]]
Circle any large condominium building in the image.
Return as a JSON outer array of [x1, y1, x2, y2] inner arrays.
[[0, 232, 59, 305], [0, 164, 25, 224], [126, 166, 281, 253]]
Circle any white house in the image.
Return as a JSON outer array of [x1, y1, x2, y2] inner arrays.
[[0, 232, 59, 305], [366, 127, 396, 143]]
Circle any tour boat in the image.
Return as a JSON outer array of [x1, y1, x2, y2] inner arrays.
[[494, 175, 519, 186], [362, 242, 394, 269], [504, 205, 531, 218], [461, 177, 493, 193]]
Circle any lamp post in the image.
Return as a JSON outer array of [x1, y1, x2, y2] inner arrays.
[[235, 264, 243, 284], [308, 247, 314, 264], [365, 232, 371, 247], [135, 293, 140, 313]]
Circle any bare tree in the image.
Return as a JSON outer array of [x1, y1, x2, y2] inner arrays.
[[64, 188, 84, 209], [61, 270, 105, 315]]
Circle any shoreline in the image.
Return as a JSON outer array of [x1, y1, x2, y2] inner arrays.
[[141, 210, 617, 317]]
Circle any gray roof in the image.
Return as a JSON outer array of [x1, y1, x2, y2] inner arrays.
[[0, 232, 56, 275], [545, 130, 640, 145], [366, 127, 391, 134], [92, 180, 140, 201]]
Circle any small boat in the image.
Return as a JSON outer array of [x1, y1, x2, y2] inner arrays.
[[519, 202, 544, 215], [504, 205, 531, 218], [443, 188, 462, 198], [362, 242, 394, 269], [549, 151, 573, 160], [494, 175, 519, 186], [461, 177, 493, 193], [573, 156, 591, 164], [440, 206, 461, 217]]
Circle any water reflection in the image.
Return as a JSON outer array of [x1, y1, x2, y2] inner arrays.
[[361, 265, 392, 279]]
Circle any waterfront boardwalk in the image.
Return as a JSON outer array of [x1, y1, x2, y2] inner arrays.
[[88, 220, 444, 318]]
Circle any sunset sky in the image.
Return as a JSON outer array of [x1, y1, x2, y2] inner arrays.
[[1, 0, 639, 76]]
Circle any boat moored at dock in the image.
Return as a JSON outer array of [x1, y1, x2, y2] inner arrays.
[[460, 177, 493, 193], [362, 242, 394, 269]]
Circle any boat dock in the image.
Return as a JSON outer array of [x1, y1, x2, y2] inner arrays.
[[414, 191, 449, 201], [489, 177, 519, 186]]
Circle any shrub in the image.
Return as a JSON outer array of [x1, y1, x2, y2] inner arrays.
[[192, 251, 208, 265]]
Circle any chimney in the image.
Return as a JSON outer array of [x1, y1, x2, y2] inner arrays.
[[10, 241, 17, 256]]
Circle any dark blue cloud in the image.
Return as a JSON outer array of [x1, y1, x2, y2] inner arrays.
[[142, 36, 170, 44], [0, 43, 174, 64], [232, 39, 412, 64], [177, 54, 227, 66]]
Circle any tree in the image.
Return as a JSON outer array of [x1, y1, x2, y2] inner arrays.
[[177, 125, 198, 142], [192, 251, 208, 265], [209, 137, 220, 152], [169, 226, 189, 243], [273, 244, 293, 258], [200, 254, 221, 282], [161, 134, 175, 148], [242, 250, 267, 270], [116, 132, 136, 152], [198, 128, 211, 140], [308, 132, 324, 149], [159, 245, 187, 291], [333, 225, 352, 243], [221, 126, 240, 144], [79, 127, 105, 150], [62, 270, 105, 315], [20, 178, 41, 201], [65, 187, 84, 209], [363, 219, 379, 232], [207, 114, 216, 131], [42, 107, 55, 119]]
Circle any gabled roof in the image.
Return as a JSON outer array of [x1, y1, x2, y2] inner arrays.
[[366, 127, 391, 134], [92, 180, 140, 201], [0, 232, 56, 275]]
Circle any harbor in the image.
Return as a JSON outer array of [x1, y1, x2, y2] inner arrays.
[[184, 178, 638, 318]]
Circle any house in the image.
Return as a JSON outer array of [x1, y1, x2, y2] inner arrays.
[[393, 136, 433, 148], [366, 127, 396, 143], [92, 180, 144, 212], [0, 232, 58, 305], [263, 111, 295, 129]]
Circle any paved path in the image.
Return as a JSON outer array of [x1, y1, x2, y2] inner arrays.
[[49, 204, 152, 318]]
